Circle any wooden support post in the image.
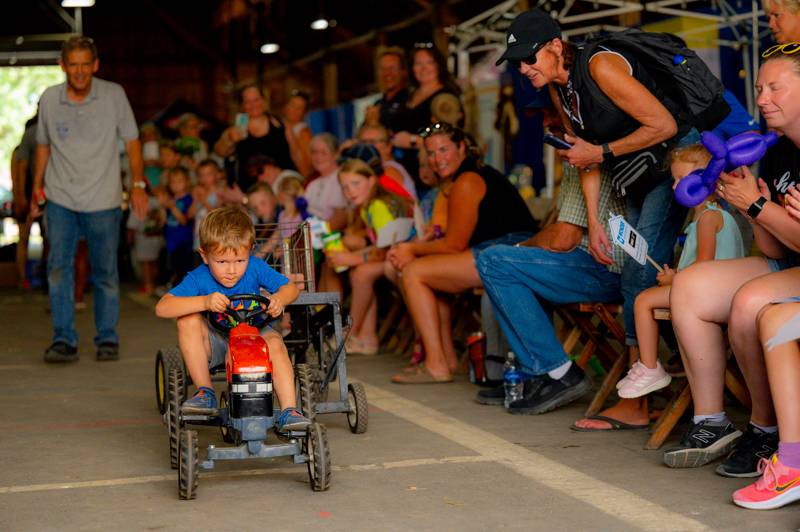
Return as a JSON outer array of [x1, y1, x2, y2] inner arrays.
[[645, 384, 692, 450], [323, 60, 338, 108]]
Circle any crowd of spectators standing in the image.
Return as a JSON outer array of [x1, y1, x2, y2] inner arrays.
[[12, 0, 800, 511]]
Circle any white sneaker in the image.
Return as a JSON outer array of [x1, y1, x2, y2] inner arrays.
[[618, 361, 671, 398], [616, 360, 646, 389]]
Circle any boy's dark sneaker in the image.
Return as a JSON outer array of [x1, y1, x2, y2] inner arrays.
[[476, 384, 505, 406], [663, 420, 742, 468], [716, 424, 779, 478], [96, 342, 119, 361], [181, 387, 217, 414], [507, 364, 591, 415], [277, 408, 311, 432], [44, 342, 78, 363]]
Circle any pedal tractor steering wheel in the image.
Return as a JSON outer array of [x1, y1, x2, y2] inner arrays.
[[208, 293, 272, 334]]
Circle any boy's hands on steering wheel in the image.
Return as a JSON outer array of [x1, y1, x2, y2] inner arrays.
[[267, 296, 284, 317], [205, 292, 230, 313]]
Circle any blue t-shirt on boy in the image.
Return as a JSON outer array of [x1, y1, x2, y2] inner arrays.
[[169, 256, 289, 299]]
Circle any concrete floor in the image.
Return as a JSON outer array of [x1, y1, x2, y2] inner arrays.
[[0, 288, 797, 531]]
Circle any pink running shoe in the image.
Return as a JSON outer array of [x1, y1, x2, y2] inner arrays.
[[617, 361, 671, 399], [733, 454, 800, 510]]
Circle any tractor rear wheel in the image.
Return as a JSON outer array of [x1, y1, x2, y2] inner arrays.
[[178, 429, 199, 500]]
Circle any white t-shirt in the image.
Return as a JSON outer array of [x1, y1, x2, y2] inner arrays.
[[305, 169, 348, 220]]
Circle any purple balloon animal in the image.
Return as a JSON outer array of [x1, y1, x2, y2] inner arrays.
[[674, 130, 779, 207]]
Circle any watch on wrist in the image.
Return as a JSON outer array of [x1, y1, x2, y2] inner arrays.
[[132, 180, 147, 190], [747, 196, 768, 219], [601, 143, 614, 163]]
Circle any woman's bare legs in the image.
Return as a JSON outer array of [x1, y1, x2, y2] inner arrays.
[[730, 267, 800, 426], [759, 302, 800, 441], [348, 261, 385, 345], [670, 257, 771, 415], [400, 251, 480, 378], [634, 285, 671, 368], [438, 296, 458, 372]]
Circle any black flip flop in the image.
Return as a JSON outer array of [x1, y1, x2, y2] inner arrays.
[[570, 414, 649, 432]]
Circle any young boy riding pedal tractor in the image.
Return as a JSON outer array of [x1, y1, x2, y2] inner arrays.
[[155, 207, 331, 499]]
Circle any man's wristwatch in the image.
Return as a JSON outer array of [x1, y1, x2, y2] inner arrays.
[[747, 196, 768, 219], [132, 180, 147, 190], [601, 143, 614, 163]]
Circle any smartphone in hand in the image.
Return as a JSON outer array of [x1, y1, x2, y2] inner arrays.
[[543, 133, 573, 150], [235, 113, 249, 135]]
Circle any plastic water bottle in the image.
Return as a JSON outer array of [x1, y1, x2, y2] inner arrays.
[[503, 352, 523, 408]]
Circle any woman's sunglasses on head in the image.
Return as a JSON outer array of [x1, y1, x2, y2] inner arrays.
[[418, 122, 454, 139], [762, 42, 800, 58]]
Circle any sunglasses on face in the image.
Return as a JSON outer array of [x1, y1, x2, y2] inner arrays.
[[762, 42, 800, 58], [510, 43, 546, 69]]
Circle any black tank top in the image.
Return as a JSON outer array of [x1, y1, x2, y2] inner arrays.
[[455, 159, 537, 247], [235, 114, 295, 191], [561, 46, 689, 145]]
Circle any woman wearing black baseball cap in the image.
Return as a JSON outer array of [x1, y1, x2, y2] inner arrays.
[[492, 8, 695, 429]]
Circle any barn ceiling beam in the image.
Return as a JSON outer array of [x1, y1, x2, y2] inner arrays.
[[260, 9, 432, 80], [44, 0, 75, 31], [141, 0, 226, 65]]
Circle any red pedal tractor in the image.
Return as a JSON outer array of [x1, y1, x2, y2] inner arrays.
[[164, 293, 330, 500]]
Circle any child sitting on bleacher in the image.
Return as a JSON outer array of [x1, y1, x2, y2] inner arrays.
[[246, 182, 280, 259], [416, 146, 448, 240], [276, 176, 308, 240], [617, 144, 746, 398], [328, 158, 413, 355]]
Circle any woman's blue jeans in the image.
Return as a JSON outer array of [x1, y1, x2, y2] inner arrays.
[[477, 245, 621, 376], [46, 201, 122, 347], [621, 179, 687, 344]]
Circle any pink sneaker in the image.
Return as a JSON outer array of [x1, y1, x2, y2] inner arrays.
[[616, 361, 645, 390], [733, 454, 800, 510], [617, 361, 671, 398]]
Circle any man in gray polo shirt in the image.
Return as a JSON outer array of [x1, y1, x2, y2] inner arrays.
[[32, 36, 148, 363]]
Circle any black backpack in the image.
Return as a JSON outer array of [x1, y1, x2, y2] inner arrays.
[[576, 28, 730, 132]]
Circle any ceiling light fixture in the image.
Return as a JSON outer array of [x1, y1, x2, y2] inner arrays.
[[310, 17, 329, 31], [62, 0, 95, 7], [260, 43, 280, 54]]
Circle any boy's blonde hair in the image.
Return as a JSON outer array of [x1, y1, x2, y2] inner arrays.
[[669, 144, 712, 168], [199, 205, 255, 253]]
